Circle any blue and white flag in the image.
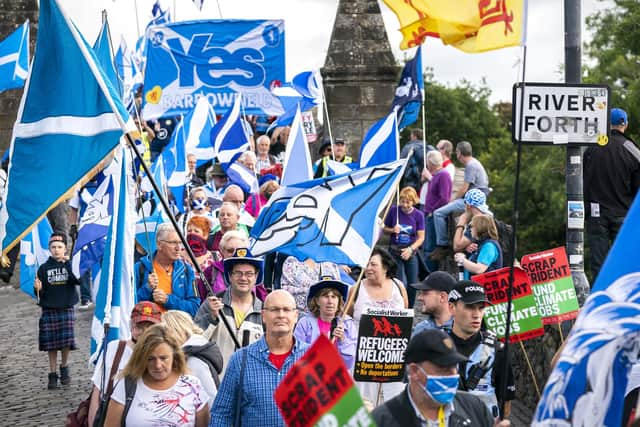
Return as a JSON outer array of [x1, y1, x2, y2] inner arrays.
[[325, 159, 354, 176], [533, 195, 640, 426], [226, 161, 259, 195], [160, 120, 189, 213], [114, 36, 142, 111], [183, 97, 217, 164], [93, 19, 121, 96], [390, 46, 423, 130], [250, 159, 408, 267], [142, 19, 285, 119], [0, 0, 133, 254], [281, 106, 312, 186], [211, 94, 250, 167], [269, 70, 322, 130], [149, 0, 172, 27], [71, 160, 118, 278], [0, 20, 29, 93], [90, 147, 135, 364], [137, 160, 168, 255], [292, 70, 322, 102], [359, 113, 399, 168], [19, 217, 53, 299]]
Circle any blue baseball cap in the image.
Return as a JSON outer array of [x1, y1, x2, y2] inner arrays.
[[611, 108, 628, 126]]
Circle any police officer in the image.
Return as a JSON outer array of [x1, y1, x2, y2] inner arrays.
[[313, 138, 353, 178], [447, 280, 515, 418]]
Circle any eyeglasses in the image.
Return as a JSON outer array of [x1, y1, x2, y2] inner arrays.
[[230, 271, 257, 278], [161, 240, 182, 246], [263, 306, 297, 314]]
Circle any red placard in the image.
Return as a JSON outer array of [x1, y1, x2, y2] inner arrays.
[[275, 335, 354, 427]]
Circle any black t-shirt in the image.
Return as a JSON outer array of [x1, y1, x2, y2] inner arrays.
[[449, 329, 516, 404], [36, 257, 79, 309]]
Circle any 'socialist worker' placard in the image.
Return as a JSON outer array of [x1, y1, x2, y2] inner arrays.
[[353, 307, 414, 382], [472, 267, 544, 342], [521, 247, 580, 325], [275, 335, 374, 427]]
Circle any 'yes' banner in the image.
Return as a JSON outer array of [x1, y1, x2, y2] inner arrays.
[[142, 20, 286, 119]]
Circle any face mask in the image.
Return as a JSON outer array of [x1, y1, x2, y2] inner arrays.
[[191, 198, 207, 210], [419, 368, 459, 405]]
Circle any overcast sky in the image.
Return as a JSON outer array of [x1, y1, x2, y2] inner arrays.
[[62, 0, 609, 104]]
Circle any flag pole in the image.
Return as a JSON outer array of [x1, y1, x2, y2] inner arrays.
[[124, 132, 242, 349], [133, 0, 141, 39], [321, 85, 335, 160], [499, 43, 528, 420]]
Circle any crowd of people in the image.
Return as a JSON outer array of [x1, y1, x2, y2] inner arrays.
[[30, 106, 640, 426]]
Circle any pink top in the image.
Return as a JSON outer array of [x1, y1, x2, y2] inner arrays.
[[245, 193, 268, 218]]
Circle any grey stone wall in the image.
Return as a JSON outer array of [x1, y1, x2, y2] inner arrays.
[[321, 0, 398, 161], [0, 0, 37, 152]]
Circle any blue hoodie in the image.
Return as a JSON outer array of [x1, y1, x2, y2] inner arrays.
[[135, 254, 200, 317]]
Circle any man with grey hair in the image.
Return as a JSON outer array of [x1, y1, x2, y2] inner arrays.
[[431, 141, 489, 261], [135, 222, 200, 317]]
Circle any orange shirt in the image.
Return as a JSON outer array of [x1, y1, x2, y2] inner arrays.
[[153, 261, 173, 310]]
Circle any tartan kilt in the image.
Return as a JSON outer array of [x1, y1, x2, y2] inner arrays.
[[39, 307, 77, 351]]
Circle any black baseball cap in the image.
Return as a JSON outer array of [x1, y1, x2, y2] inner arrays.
[[410, 271, 456, 292], [448, 280, 492, 305], [404, 329, 467, 367]]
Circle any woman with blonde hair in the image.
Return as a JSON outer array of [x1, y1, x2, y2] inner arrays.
[[382, 186, 425, 307], [162, 310, 222, 408], [104, 324, 210, 427], [454, 214, 503, 280]]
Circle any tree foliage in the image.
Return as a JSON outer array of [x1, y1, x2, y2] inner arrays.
[[584, 0, 640, 141], [403, 75, 566, 257]]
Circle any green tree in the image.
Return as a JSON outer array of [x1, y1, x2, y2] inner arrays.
[[407, 76, 566, 256], [584, 0, 640, 141]]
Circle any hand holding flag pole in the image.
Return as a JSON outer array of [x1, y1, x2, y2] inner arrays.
[[123, 133, 241, 349]]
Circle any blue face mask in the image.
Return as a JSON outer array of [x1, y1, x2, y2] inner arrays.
[[420, 368, 459, 405]]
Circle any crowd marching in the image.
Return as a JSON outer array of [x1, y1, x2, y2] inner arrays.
[[3, 1, 639, 426]]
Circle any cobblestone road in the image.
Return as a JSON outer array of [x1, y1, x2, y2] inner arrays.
[[0, 285, 533, 426], [0, 286, 93, 427]]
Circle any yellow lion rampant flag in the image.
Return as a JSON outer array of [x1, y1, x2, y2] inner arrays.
[[384, 0, 527, 53]]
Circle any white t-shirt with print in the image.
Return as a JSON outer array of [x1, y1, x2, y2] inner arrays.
[[111, 374, 209, 426], [91, 340, 134, 391]]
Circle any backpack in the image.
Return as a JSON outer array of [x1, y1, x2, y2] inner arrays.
[[183, 342, 223, 387], [494, 219, 514, 266]]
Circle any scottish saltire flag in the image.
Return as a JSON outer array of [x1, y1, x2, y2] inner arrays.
[[192, 0, 205, 10], [160, 120, 189, 213], [292, 70, 323, 101], [149, 0, 172, 27], [0, 21, 29, 93], [533, 196, 640, 426], [211, 94, 250, 167], [19, 217, 53, 299], [359, 113, 400, 168], [142, 19, 285, 119], [183, 97, 217, 164], [325, 160, 354, 176], [0, 0, 133, 254], [280, 107, 312, 186], [250, 159, 408, 267], [114, 36, 142, 111], [226, 161, 259, 195], [71, 160, 118, 278], [93, 19, 120, 95], [137, 158, 168, 255], [390, 46, 423, 130], [90, 147, 135, 364], [269, 71, 322, 130]]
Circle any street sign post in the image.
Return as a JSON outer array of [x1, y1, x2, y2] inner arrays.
[[512, 83, 610, 145]]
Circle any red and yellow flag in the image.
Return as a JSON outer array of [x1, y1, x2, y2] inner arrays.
[[383, 0, 527, 53]]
